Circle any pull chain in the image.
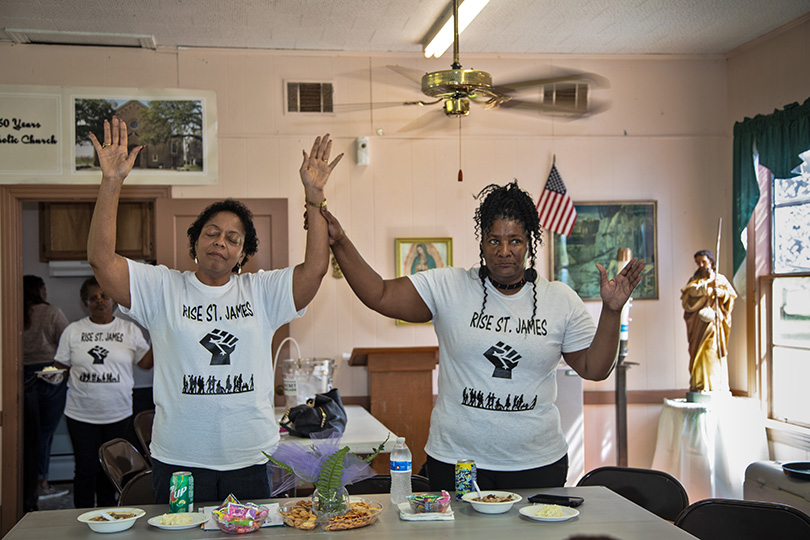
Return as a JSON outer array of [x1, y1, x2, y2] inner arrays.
[[458, 117, 463, 182]]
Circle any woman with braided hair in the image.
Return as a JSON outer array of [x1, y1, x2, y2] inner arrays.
[[323, 180, 644, 491]]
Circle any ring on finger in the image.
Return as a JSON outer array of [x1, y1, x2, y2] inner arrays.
[[101, 143, 110, 148]]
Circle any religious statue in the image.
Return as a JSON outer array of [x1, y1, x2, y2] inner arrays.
[[680, 250, 737, 393]]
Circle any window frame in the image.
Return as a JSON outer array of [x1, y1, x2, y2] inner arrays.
[[751, 159, 810, 442]]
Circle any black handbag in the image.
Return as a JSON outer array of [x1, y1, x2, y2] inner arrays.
[[279, 388, 347, 438]]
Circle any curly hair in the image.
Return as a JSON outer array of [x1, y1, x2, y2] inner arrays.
[[187, 199, 259, 272], [473, 180, 543, 320]]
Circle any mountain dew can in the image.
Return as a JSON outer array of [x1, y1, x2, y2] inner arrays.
[[455, 459, 477, 500], [169, 471, 194, 512]]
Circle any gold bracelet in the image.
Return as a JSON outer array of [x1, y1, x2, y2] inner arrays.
[[305, 198, 327, 208]]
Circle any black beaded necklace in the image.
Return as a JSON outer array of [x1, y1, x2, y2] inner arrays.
[[488, 277, 526, 290]]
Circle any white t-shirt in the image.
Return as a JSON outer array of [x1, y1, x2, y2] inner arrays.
[[121, 259, 303, 471], [408, 267, 596, 470], [56, 316, 150, 424]]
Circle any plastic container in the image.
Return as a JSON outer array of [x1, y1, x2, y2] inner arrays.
[[389, 437, 413, 505]]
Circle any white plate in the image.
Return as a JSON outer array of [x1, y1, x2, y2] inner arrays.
[[519, 504, 580, 522], [35, 368, 66, 376], [147, 512, 208, 530]]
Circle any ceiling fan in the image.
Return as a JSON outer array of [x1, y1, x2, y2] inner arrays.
[[387, 0, 610, 120]]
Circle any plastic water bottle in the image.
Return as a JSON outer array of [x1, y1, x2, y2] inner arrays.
[[389, 437, 413, 505]]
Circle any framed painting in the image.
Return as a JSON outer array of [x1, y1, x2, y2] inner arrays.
[[395, 237, 453, 278], [394, 237, 452, 325], [551, 201, 658, 300]]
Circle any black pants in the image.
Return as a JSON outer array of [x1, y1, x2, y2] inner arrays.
[[152, 459, 270, 506], [424, 453, 568, 491], [66, 416, 131, 508]]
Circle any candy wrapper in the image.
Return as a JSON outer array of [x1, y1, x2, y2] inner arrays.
[[212, 494, 269, 533], [407, 490, 452, 514]]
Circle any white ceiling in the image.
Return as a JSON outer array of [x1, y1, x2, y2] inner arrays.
[[1, 0, 810, 56]]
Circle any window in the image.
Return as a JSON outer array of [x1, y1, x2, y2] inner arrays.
[[763, 149, 810, 429]]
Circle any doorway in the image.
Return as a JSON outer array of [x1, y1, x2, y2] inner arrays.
[[0, 184, 170, 535]]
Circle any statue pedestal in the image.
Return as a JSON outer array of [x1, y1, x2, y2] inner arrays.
[[652, 396, 768, 501], [685, 390, 732, 404]]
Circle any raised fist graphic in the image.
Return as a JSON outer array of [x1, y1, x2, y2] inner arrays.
[[200, 329, 239, 365], [483, 341, 521, 379], [88, 346, 109, 365]]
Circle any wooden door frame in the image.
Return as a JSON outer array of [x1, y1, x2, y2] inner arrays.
[[0, 184, 170, 534]]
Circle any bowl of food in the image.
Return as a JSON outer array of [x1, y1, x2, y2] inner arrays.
[[279, 500, 319, 531], [211, 502, 269, 534], [323, 499, 382, 531], [278, 498, 383, 531], [77, 507, 145, 533], [461, 491, 522, 514]]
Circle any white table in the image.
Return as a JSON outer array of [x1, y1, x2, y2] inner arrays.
[[652, 396, 769, 501], [4, 486, 699, 539], [275, 405, 398, 454]]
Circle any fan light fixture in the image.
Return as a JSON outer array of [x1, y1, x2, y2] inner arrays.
[[423, 0, 490, 59]]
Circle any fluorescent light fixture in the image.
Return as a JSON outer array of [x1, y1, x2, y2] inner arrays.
[[424, 0, 490, 59], [5, 28, 156, 49]]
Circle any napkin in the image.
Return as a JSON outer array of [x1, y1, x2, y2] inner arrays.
[[201, 502, 283, 530], [397, 502, 455, 521]]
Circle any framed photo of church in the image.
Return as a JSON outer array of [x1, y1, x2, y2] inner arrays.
[[550, 201, 658, 300]]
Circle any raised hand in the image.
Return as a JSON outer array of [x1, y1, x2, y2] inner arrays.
[[596, 257, 645, 312], [300, 133, 343, 194], [88, 117, 142, 183]]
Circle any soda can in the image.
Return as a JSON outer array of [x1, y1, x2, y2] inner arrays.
[[169, 471, 194, 513], [455, 459, 477, 500]]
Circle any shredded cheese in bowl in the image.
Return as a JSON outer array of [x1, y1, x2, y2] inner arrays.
[[535, 504, 564, 518], [159, 513, 194, 526]]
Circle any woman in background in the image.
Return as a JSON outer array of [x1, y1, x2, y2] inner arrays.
[[22, 275, 69, 511], [55, 277, 152, 508]]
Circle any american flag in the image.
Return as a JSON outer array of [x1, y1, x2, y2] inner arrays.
[[536, 163, 577, 237]]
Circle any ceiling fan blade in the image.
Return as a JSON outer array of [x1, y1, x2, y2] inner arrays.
[[333, 99, 441, 113], [397, 108, 448, 133], [493, 70, 610, 94], [387, 65, 426, 86], [497, 98, 610, 117]]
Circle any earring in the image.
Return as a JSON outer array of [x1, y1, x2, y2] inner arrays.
[[524, 268, 537, 283], [194, 256, 198, 265], [237, 264, 242, 274]]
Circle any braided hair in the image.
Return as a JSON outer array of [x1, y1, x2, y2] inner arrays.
[[473, 180, 543, 320]]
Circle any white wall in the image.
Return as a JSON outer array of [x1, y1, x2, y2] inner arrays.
[[1, 16, 808, 472]]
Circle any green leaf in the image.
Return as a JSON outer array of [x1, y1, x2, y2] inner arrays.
[[315, 446, 350, 493], [363, 433, 391, 463], [263, 451, 296, 476]]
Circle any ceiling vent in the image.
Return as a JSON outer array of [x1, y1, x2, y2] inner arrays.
[[286, 82, 334, 113], [5, 29, 157, 49]]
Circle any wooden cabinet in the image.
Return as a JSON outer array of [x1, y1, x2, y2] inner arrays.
[[39, 201, 155, 261]]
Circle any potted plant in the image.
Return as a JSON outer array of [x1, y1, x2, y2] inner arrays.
[[265, 429, 389, 518]]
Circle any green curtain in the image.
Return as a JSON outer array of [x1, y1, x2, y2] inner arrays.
[[732, 97, 810, 276]]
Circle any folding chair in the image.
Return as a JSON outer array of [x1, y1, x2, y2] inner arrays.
[[675, 497, 810, 540], [577, 465, 689, 521], [118, 469, 155, 506], [98, 437, 151, 495], [133, 409, 155, 461]]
